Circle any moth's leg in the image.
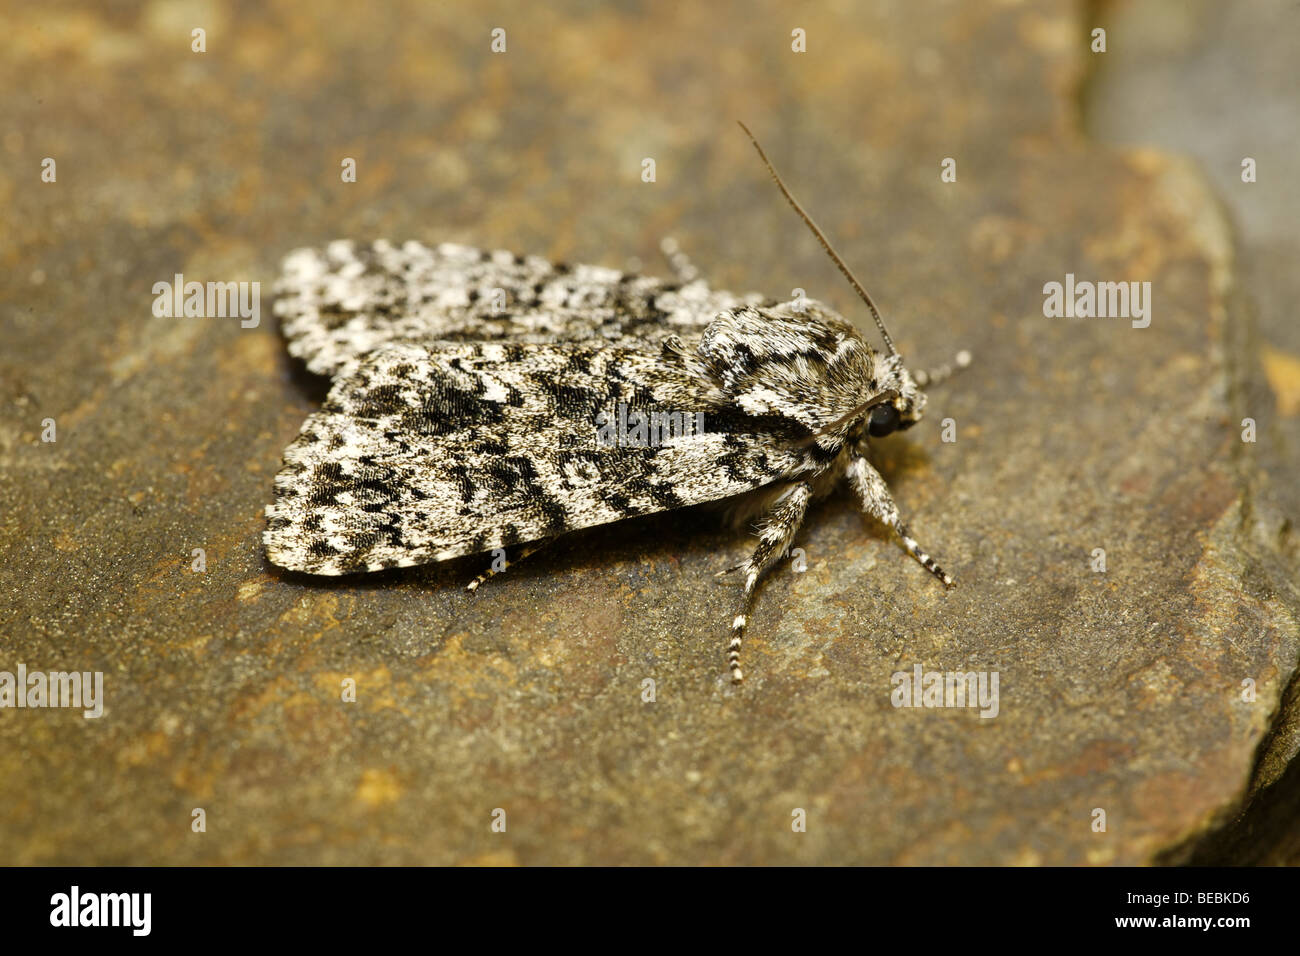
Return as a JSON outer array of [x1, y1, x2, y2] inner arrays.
[[912, 349, 972, 388], [848, 456, 955, 589], [659, 237, 703, 285], [465, 539, 550, 592], [727, 481, 813, 683]]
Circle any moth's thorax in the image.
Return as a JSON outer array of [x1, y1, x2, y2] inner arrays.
[[692, 300, 878, 432]]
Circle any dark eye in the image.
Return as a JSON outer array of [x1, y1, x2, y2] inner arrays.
[[867, 403, 900, 437]]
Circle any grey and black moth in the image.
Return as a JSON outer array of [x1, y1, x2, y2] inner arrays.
[[265, 124, 970, 683]]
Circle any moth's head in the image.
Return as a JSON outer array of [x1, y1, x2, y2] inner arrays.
[[860, 350, 927, 439]]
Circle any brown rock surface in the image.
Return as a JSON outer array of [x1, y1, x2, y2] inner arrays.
[[1, 1, 1296, 864]]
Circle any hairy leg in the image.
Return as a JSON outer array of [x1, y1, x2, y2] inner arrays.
[[848, 456, 955, 588], [725, 481, 812, 683], [659, 236, 703, 285], [465, 539, 552, 592]]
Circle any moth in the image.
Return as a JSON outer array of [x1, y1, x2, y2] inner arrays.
[[265, 124, 969, 682]]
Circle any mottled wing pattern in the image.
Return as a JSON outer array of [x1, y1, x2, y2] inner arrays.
[[273, 240, 761, 378], [264, 340, 800, 574]]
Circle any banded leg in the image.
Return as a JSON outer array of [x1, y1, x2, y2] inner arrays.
[[912, 349, 972, 388], [659, 236, 702, 285], [848, 456, 955, 589], [726, 481, 812, 683], [466, 540, 549, 592]]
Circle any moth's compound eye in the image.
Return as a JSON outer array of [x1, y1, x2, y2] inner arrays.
[[868, 403, 900, 437]]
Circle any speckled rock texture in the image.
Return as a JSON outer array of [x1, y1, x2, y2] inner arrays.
[[1, 0, 1296, 864]]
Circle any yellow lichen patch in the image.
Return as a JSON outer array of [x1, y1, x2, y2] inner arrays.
[[355, 767, 403, 808], [171, 755, 229, 802], [459, 850, 519, 866], [312, 668, 398, 711], [1017, 13, 1074, 56], [228, 675, 321, 727], [144, 0, 226, 42], [1086, 845, 1117, 865], [116, 730, 173, 770], [277, 593, 348, 630], [1261, 346, 1300, 417], [1009, 846, 1041, 866], [236, 579, 265, 603]]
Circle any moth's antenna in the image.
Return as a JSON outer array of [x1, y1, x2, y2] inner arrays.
[[738, 121, 897, 356]]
